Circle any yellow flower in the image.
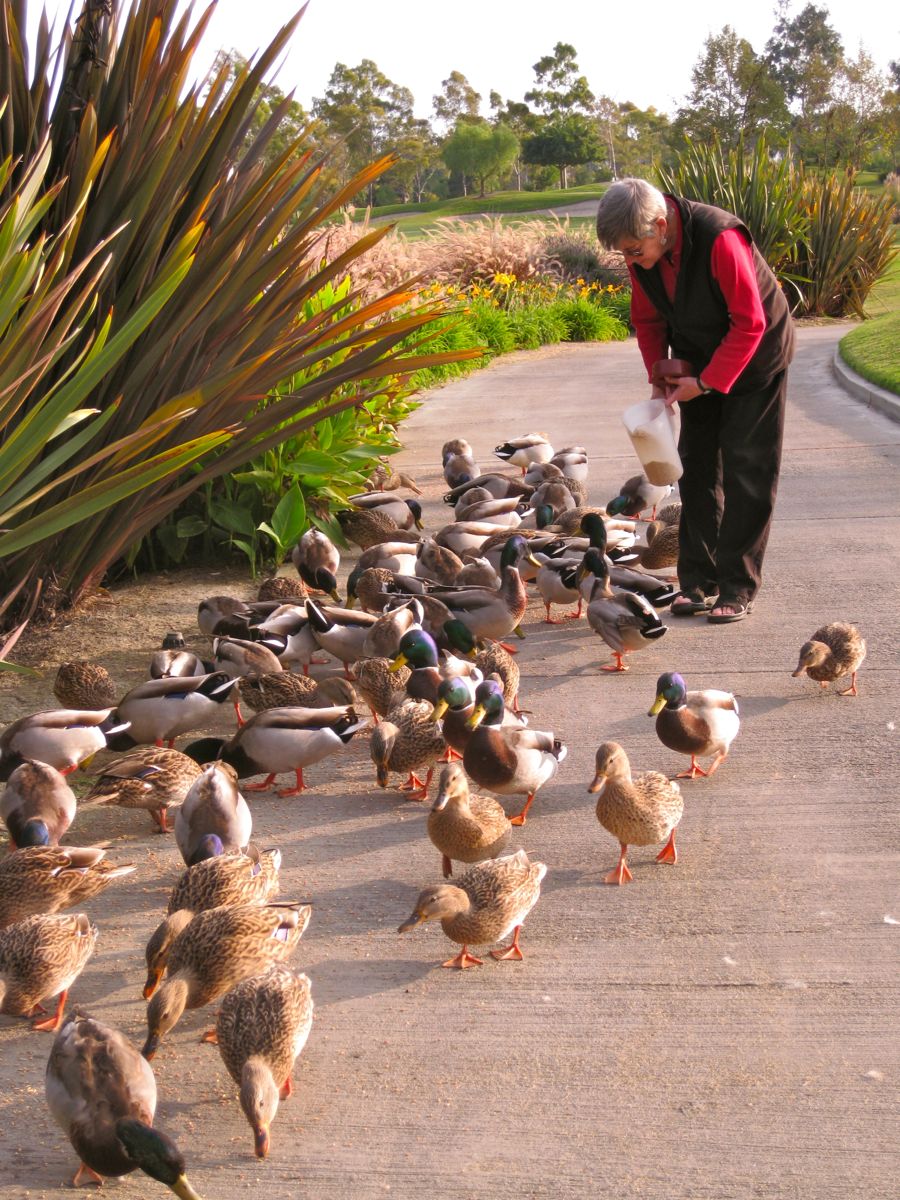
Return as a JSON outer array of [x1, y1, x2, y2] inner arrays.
[[577, 277, 585, 285]]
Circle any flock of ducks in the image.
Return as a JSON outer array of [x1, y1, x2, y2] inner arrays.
[[0, 429, 867, 1194]]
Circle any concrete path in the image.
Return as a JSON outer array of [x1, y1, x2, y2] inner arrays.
[[1, 327, 897, 1200]]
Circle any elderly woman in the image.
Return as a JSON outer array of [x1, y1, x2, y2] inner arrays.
[[596, 178, 794, 623]]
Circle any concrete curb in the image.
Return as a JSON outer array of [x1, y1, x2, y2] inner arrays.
[[831, 348, 900, 423]]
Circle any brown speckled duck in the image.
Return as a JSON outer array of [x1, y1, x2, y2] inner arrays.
[[792, 623, 866, 696], [0, 911, 97, 1031], [142, 902, 311, 1059], [399, 850, 546, 969], [427, 762, 512, 878], [588, 741, 684, 885], [82, 747, 202, 833], [216, 965, 314, 1159], [370, 698, 446, 800], [45, 1013, 201, 1193], [53, 662, 117, 710], [0, 848, 136, 929]]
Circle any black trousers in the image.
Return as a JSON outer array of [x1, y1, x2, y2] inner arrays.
[[676, 369, 787, 605]]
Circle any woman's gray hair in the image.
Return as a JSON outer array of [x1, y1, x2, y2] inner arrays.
[[596, 178, 667, 249]]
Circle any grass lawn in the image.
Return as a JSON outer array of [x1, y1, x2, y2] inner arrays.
[[839, 227, 900, 395], [356, 183, 608, 221]]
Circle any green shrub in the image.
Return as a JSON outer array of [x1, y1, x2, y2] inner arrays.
[[468, 304, 516, 354], [508, 306, 570, 348], [553, 299, 629, 342]]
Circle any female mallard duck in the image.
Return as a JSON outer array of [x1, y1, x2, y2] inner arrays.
[[173, 762, 252, 866], [352, 657, 411, 720], [45, 1013, 202, 1194], [398, 850, 546, 969], [337, 506, 408, 550], [494, 432, 554, 473], [443, 440, 481, 490], [356, 540, 420, 576], [346, 566, 399, 613], [550, 445, 589, 482], [607, 474, 672, 520], [142, 901, 311, 1059], [1, 761, 76, 847], [427, 762, 512, 878], [183, 705, 367, 797], [0, 847, 135, 929], [370, 698, 446, 800], [212, 637, 284, 724], [456, 556, 500, 589], [0, 911, 97, 1031], [648, 671, 740, 779], [792, 623, 866, 697], [415, 536, 464, 584], [53, 662, 117, 710], [237, 671, 355, 715], [420, 535, 539, 650], [634, 519, 680, 572], [291, 528, 341, 599], [82, 748, 202, 833], [197, 595, 275, 640], [587, 741, 684, 885], [216, 965, 314, 1159], [463, 680, 566, 825], [576, 553, 667, 672], [348, 492, 423, 530], [144, 847, 282, 999], [257, 575, 308, 602], [108, 674, 238, 750], [0, 709, 124, 779]]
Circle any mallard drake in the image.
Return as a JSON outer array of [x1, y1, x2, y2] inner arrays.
[[52, 662, 117, 710], [648, 671, 740, 779], [398, 850, 546, 968], [300, 598, 377, 674], [533, 554, 584, 623], [494, 433, 554, 473], [142, 901, 311, 1059], [438, 621, 523, 712], [108, 674, 238, 750], [356, 540, 420, 576], [442, 439, 481, 489], [1, 761, 76, 847], [197, 595, 273, 640], [370, 698, 446, 800], [463, 680, 566, 824], [579, 546, 679, 610], [0, 912, 96, 1030], [427, 762, 512, 878], [456, 556, 501, 589], [149, 649, 210, 680], [442, 437, 476, 462], [82, 748, 202, 833], [434, 519, 521, 558], [183, 705, 367, 797], [348, 492, 423, 530], [173, 762, 252, 866], [0, 847, 135, 929], [0, 709, 125, 779], [607, 474, 672, 520], [362, 598, 424, 660], [550, 445, 589, 482], [576, 554, 667, 672], [792, 623, 866, 696], [420, 535, 539, 649], [216, 965, 314, 1159], [525, 479, 576, 521], [587, 741, 684, 885], [255, 606, 324, 675], [45, 1014, 202, 1194], [257, 575, 308, 602], [415, 536, 464, 584], [144, 848, 282, 998], [291, 529, 341, 598], [212, 637, 284, 724], [430, 675, 524, 758], [389, 627, 481, 707], [455, 493, 525, 526], [337, 506, 407, 550], [443, 473, 532, 506]]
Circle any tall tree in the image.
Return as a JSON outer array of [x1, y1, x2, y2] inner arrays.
[[525, 42, 595, 117], [433, 71, 482, 130], [313, 60, 415, 204], [765, 1, 844, 110], [673, 26, 789, 149], [521, 114, 602, 189], [489, 95, 538, 190], [441, 120, 519, 197]]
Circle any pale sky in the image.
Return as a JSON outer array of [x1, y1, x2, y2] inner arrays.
[[26, 1, 900, 119]]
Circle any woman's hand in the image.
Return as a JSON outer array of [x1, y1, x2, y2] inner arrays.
[[664, 376, 705, 407]]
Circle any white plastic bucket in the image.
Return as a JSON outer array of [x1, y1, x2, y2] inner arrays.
[[621, 398, 683, 485]]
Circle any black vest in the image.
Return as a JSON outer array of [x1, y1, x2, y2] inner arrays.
[[633, 196, 795, 395]]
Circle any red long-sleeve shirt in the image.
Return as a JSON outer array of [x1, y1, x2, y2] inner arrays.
[[628, 206, 766, 394]]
